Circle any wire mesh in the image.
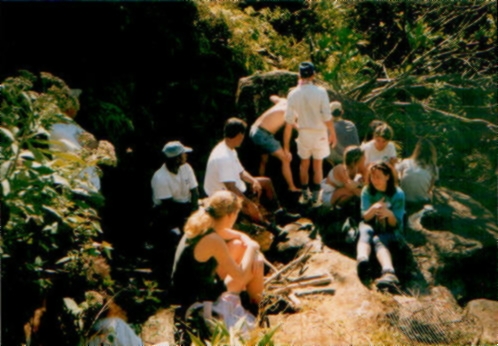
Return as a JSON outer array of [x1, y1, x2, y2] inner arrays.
[[389, 299, 481, 345]]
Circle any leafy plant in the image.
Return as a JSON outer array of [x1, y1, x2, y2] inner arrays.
[[0, 71, 116, 344]]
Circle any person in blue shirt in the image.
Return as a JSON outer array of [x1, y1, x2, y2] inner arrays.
[[356, 161, 405, 289]]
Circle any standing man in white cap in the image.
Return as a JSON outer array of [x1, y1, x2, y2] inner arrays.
[[284, 61, 337, 207], [151, 140, 199, 234]]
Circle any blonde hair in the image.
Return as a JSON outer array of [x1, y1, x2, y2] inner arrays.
[[184, 190, 242, 238]]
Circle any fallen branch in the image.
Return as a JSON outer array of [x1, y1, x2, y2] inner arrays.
[[287, 273, 328, 283], [287, 293, 302, 307], [271, 277, 332, 294], [295, 288, 336, 297], [263, 257, 278, 273], [264, 246, 312, 286]]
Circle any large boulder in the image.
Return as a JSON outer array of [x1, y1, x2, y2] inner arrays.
[[407, 187, 498, 302], [235, 70, 374, 131], [464, 299, 498, 344]]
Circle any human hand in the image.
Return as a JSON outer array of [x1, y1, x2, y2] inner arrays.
[[252, 180, 262, 197], [284, 150, 292, 162], [375, 207, 392, 219], [329, 134, 337, 148], [345, 180, 359, 190], [372, 197, 386, 211]]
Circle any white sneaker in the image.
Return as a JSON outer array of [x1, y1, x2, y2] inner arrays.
[[299, 190, 311, 205], [212, 292, 256, 335]]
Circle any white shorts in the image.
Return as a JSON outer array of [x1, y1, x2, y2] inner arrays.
[[296, 130, 330, 160]]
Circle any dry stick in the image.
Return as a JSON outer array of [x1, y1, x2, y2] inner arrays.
[[287, 273, 327, 283], [263, 246, 312, 286], [271, 277, 332, 294], [294, 288, 336, 297], [287, 293, 302, 307], [263, 257, 278, 273]]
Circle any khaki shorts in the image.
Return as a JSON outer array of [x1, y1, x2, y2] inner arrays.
[[296, 130, 330, 160]]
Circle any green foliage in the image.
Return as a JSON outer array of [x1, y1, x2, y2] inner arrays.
[[0, 71, 117, 344], [188, 316, 281, 346]]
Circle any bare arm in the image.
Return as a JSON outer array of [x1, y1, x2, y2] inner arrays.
[[283, 123, 294, 153], [325, 119, 337, 148], [223, 182, 263, 223], [335, 166, 361, 196], [198, 234, 259, 283]]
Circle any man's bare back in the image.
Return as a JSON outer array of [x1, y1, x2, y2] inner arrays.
[[252, 96, 287, 134]]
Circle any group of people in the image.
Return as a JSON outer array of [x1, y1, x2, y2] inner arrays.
[[148, 62, 439, 330]]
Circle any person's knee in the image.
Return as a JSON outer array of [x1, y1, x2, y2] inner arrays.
[[373, 237, 391, 253], [225, 275, 248, 292], [227, 239, 246, 262]]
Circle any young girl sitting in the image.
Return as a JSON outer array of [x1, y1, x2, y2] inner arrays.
[[361, 123, 398, 167], [356, 162, 405, 289], [397, 138, 438, 211], [170, 190, 264, 327], [321, 146, 366, 209]]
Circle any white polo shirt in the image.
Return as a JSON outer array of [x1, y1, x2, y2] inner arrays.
[[204, 140, 246, 196], [151, 163, 198, 206], [284, 84, 331, 131]]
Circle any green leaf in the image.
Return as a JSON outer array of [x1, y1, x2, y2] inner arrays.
[[257, 324, 281, 346], [53, 174, 70, 187], [63, 297, 82, 316], [1, 179, 10, 196], [55, 256, 74, 265], [0, 126, 15, 143], [42, 205, 63, 219], [187, 331, 205, 346]]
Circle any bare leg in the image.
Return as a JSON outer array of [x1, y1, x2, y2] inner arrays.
[[255, 177, 277, 204], [357, 222, 373, 261], [272, 148, 299, 191], [331, 188, 355, 206], [220, 239, 257, 295], [312, 159, 324, 185], [246, 253, 264, 304], [357, 242, 371, 262], [374, 239, 395, 273], [300, 158, 311, 187], [259, 154, 269, 177], [217, 239, 245, 281]]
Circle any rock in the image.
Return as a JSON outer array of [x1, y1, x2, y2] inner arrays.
[[140, 308, 176, 346], [265, 218, 322, 264], [407, 187, 498, 302], [464, 299, 498, 344]]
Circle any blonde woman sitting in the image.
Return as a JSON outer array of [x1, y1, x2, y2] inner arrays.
[[170, 190, 264, 327], [321, 146, 366, 209]]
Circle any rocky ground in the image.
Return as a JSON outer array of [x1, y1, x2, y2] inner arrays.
[[140, 186, 497, 345]]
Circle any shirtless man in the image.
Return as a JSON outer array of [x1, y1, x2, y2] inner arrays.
[[249, 95, 300, 192]]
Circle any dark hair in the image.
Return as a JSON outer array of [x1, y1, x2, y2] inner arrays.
[[224, 117, 247, 139], [411, 138, 438, 176], [364, 120, 385, 142], [299, 61, 315, 78], [367, 162, 396, 197], [373, 123, 393, 141], [344, 145, 364, 168]]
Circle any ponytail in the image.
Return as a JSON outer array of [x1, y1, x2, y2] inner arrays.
[[184, 208, 213, 238]]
